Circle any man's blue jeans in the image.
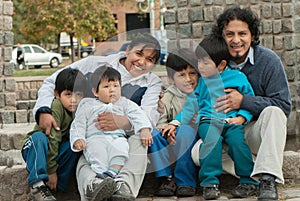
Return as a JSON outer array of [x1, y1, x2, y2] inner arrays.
[[21, 132, 81, 191]]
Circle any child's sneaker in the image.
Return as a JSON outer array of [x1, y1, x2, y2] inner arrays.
[[203, 184, 220, 200], [30, 185, 56, 201], [231, 183, 258, 198]]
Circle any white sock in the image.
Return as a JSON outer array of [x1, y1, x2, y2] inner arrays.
[[32, 180, 45, 188]]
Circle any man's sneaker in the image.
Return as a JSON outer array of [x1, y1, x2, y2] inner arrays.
[[156, 177, 176, 196], [231, 183, 258, 198], [258, 176, 278, 200], [30, 185, 56, 201], [203, 184, 220, 200], [111, 182, 135, 201], [86, 177, 118, 201]]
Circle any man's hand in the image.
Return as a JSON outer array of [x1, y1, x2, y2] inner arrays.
[[214, 88, 243, 113], [47, 172, 58, 191], [39, 113, 60, 135], [94, 112, 131, 131]]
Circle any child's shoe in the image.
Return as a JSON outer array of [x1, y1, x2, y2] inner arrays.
[[176, 186, 195, 197], [156, 177, 176, 196], [231, 183, 258, 198], [203, 184, 220, 200], [30, 185, 56, 201]]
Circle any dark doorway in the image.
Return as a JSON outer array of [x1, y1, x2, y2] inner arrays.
[[126, 13, 150, 40]]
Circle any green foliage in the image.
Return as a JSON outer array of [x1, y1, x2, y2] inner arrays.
[[13, 0, 118, 44]]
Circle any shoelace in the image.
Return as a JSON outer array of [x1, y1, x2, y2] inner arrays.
[[38, 185, 53, 198], [260, 178, 276, 191]]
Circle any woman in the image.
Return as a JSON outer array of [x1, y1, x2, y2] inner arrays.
[[32, 32, 162, 201]]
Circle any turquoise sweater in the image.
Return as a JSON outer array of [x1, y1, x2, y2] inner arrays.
[[175, 68, 255, 125]]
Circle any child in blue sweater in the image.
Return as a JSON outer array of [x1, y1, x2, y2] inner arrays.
[[163, 34, 259, 200]]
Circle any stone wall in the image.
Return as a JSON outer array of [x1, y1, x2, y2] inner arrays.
[[163, 0, 300, 149], [0, 0, 14, 76], [0, 77, 44, 124]]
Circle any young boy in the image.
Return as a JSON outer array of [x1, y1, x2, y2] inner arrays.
[[70, 66, 153, 201], [20, 68, 87, 201], [163, 35, 259, 200], [148, 48, 199, 197]]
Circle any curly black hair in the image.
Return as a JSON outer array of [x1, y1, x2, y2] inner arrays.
[[212, 6, 261, 47]]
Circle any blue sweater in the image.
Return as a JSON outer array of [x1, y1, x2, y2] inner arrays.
[[176, 68, 255, 125], [239, 45, 291, 118]]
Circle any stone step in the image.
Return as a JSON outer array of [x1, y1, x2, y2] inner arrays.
[[0, 123, 300, 201]]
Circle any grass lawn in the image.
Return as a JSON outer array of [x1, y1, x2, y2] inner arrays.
[[13, 59, 166, 77], [13, 67, 62, 77]]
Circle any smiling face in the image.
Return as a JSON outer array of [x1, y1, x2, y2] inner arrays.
[[55, 90, 84, 112], [93, 78, 121, 104], [170, 65, 199, 94], [222, 19, 254, 64], [122, 44, 157, 77]]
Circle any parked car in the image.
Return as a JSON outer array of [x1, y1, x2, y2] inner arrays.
[[106, 41, 168, 65], [51, 44, 95, 58], [11, 44, 63, 69]]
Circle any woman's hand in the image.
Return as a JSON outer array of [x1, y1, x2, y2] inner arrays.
[[140, 128, 153, 147], [39, 113, 60, 135], [94, 112, 131, 131], [162, 124, 177, 145]]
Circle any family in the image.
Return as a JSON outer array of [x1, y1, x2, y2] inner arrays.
[[20, 6, 291, 201]]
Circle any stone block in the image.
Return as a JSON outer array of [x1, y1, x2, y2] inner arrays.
[[0, 110, 15, 124], [203, 7, 214, 22], [29, 100, 36, 109], [3, 16, 12, 31], [3, 62, 13, 76], [29, 89, 37, 99], [164, 9, 176, 24], [4, 32, 14, 46], [0, 78, 3, 92], [0, 165, 29, 201], [19, 90, 29, 100], [16, 101, 29, 110], [3, 47, 12, 62], [23, 81, 31, 90], [177, 8, 189, 23], [0, 134, 13, 151], [16, 110, 28, 123], [28, 110, 35, 123], [0, 93, 4, 107], [283, 151, 300, 181], [12, 133, 24, 150], [4, 78, 16, 92], [3, 1, 14, 16], [5, 92, 16, 107]]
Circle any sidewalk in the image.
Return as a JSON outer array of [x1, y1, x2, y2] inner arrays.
[[59, 186, 300, 201]]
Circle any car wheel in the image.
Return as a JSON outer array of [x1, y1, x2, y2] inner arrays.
[[34, 65, 42, 69], [81, 52, 89, 58], [50, 58, 59, 68]]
